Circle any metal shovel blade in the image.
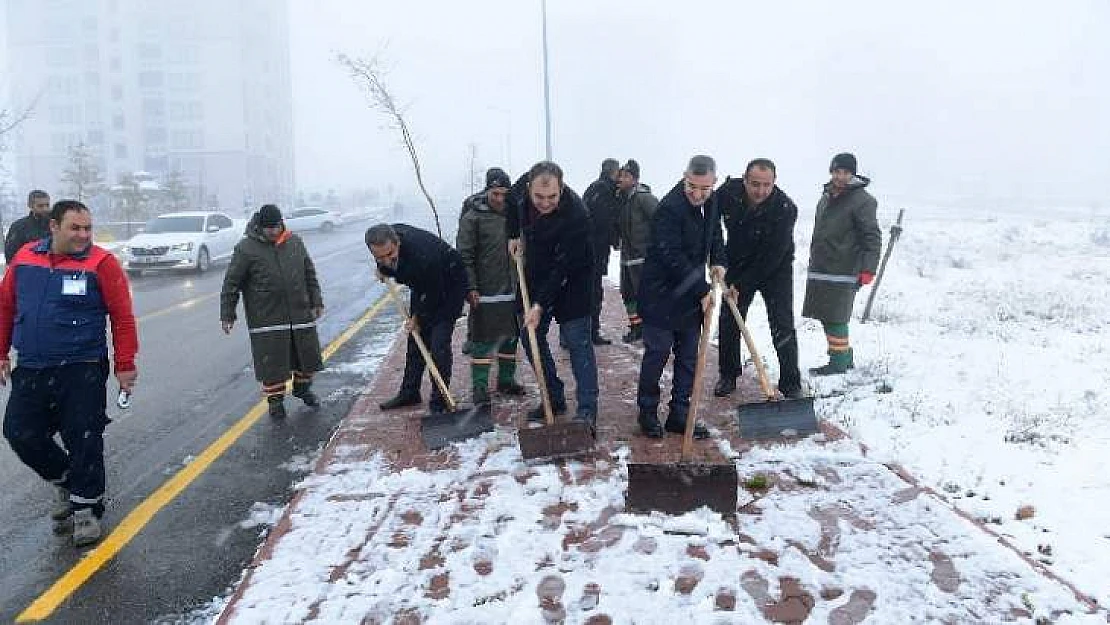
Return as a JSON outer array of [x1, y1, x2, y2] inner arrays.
[[420, 404, 495, 450], [736, 396, 819, 440], [518, 421, 595, 461], [625, 462, 739, 516]]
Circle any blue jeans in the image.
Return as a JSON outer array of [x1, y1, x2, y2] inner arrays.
[[637, 324, 700, 419], [520, 313, 598, 416]]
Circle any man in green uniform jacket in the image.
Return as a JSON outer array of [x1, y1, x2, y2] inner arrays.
[[801, 153, 882, 375], [456, 168, 525, 407], [221, 205, 325, 417]]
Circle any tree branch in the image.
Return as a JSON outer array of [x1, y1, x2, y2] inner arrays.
[[337, 53, 443, 238]]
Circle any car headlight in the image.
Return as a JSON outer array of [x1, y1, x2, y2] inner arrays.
[[171, 242, 194, 252]]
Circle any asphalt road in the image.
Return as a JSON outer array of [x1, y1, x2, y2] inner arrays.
[[0, 223, 404, 623]]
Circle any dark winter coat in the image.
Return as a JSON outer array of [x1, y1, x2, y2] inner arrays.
[[615, 183, 658, 301], [220, 215, 324, 383], [378, 223, 467, 326], [801, 176, 882, 324], [505, 172, 531, 240], [4, 212, 51, 264], [519, 186, 594, 323], [456, 193, 517, 343], [581, 176, 620, 276], [638, 181, 726, 330], [716, 177, 798, 291]]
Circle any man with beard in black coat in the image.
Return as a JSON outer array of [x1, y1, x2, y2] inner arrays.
[[367, 223, 468, 413], [5, 190, 51, 264], [713, 158, 803, 399], [516, 161, 599, 428]]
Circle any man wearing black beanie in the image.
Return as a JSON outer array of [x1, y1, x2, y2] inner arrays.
[[456, 166, 525, 407], [801, 152, 882, 375], [221, 205, 325, 418]]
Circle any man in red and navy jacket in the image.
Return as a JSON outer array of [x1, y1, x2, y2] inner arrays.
[[0, 199, 138, 547]]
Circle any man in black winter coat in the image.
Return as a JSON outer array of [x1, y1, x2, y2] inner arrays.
[[516, 161, 599, 426], [635, 156, 726, 439], [4, 190, 51, 264], [713, 158, 803, 399], [367, 223, 468, 413], [581, 158, 621, 345]]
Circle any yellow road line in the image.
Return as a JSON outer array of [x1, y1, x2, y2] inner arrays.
[[16, 290, 395, 623]]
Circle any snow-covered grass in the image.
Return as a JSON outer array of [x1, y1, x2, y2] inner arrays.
[[780, 206, 1110, 607]]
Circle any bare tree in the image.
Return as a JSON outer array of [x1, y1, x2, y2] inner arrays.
[[337, 53, 443, 237], [60, 142, 106, 202], [0, 107, 33, 139]]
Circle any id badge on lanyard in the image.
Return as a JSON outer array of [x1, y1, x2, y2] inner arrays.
[[62, 273, 88, 296]]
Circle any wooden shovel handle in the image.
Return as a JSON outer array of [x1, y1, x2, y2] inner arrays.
[[513, 253, 555, 425], [721, 282, 776, 401], [682, 283, 718, 460], [386, 279, 457, 412]]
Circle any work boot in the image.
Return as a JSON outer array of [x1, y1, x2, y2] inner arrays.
[[379, 392, 421, 410], [72, 508, 102, 548], [51, 485, 72, 521], [292, 381, 320, 408], [472, 386, 491, 408], [622, 325, 642, 343], [267, 395, 287, 419], [664, 416, 711, 439], [591, 333, 612, 346], [575, 410, 597, 438], [808, 361, 854, 376], [526, 399, 567, 423], [496, 380, 526, 396], [637, 409, 664, 438], [713, 377, 736, 397], [779, 385, 805, 399]]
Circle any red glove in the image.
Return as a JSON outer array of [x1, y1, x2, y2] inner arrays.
[[858, 271, 875, 286]]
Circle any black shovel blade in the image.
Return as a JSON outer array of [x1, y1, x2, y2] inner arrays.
[[625, 462, 739, 516], [420, 404, 495, 450], [737, 397, 819, 440], [518, 421, 595, 461]]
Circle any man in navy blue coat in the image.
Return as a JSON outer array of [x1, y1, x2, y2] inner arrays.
[[635, 156, 726, 438]]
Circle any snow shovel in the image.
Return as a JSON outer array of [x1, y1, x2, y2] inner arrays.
[[861, 208, 905, 323], [626, 285, 739, 516], [386, 280, 493, 450], [513, 253, 594, 461], [723, 287, 818, 439]]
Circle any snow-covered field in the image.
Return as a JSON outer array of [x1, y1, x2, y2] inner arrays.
[[786, 205, 1110, 608], [215, 205, 1109, 623]]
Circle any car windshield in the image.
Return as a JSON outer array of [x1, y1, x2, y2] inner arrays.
[[144, 216, 204, 233]]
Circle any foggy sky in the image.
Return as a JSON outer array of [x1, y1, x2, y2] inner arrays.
[[289, 0, 1109, 211], [3, 2, 1107, 211]]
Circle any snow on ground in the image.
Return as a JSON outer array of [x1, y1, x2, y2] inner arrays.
[[771, 206, 1110, 608], [219, 205, 1109, 622]]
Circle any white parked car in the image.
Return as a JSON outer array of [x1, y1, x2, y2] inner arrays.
[[283, 207, 341, 233], [123, 211, 240, 275]]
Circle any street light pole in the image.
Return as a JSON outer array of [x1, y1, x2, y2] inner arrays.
[[540, 0, 553, 161]]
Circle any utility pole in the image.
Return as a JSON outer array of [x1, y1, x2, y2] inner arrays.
[[540, 0, 553, 161]]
